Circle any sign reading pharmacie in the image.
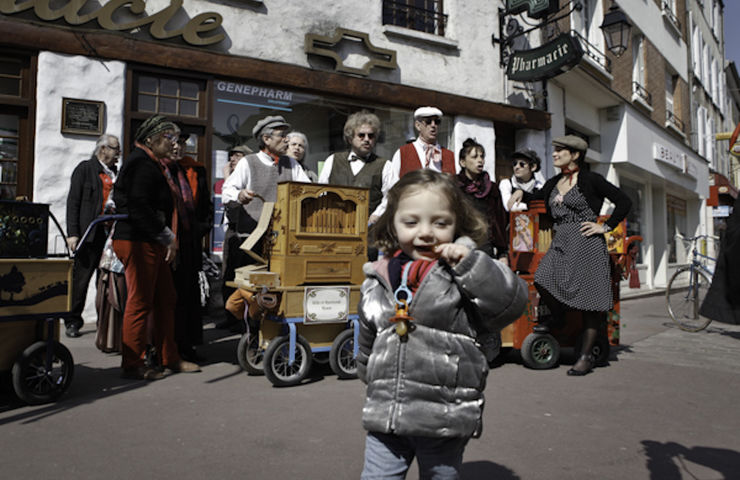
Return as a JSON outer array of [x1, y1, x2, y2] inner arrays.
[[506, 33, 584, 82], [0, 0, 224, 47]]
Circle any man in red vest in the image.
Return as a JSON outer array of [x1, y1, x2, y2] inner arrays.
[[373, 106, 456, 218]]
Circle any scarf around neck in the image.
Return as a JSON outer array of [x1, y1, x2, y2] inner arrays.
[[511, 175, 537, 193], [457, 171, 493, 199]]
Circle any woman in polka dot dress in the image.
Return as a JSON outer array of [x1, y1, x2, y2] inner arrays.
[[508, 135, 631, 376]]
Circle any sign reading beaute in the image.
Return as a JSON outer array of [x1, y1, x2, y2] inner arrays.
[[0, 0, 224, 46], [506, 34, 583, 82]]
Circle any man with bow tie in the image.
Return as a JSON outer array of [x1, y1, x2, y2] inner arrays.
[[373, 106, 456, 218], [319, 111, 388, 225]]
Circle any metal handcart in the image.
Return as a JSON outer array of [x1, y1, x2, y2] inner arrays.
[[502, 200, 642, 369], [0, 199, 124, 404]]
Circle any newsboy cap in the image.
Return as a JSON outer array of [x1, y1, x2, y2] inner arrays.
[[252, 115, 291, 139], [512, 149, 541, 172], [413, 106, 443, 119], [552, 135, 588, 152], [229, 145, 253, 155]]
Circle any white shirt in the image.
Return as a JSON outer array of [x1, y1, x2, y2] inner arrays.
[[499, 172, 546, 212], [373, 138, 445, 218], [222, 150, 310, 203]]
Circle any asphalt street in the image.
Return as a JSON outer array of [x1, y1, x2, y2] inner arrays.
[[1, 293, 739, 479]]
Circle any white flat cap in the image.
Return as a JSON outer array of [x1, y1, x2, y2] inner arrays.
[[252, 115, 291, 138], [413, 106, 443, 119]]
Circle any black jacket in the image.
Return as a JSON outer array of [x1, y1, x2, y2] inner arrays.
[[700, 204, 740, 324], [522, 169, 631, 230], [66, 156, 109, 244], [113, 147, 173, 243]]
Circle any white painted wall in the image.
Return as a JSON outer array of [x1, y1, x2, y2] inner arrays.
[[34, 52, 126, 322], [452, 116, 495, 176], [125, 0, 509, 103]]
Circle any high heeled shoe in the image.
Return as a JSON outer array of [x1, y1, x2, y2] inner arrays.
[[567, 354, 595, 376]]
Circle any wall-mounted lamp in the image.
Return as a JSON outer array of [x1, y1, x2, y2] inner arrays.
[[600, 3, 632, 57]]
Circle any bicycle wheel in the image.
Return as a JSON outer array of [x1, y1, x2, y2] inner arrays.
[[666, 266, 713, 332]]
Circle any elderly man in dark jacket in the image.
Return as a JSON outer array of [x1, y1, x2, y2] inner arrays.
[[65, 134, 120, 337]]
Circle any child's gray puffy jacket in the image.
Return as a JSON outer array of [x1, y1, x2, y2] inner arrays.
[[357, 239, 528, 438]]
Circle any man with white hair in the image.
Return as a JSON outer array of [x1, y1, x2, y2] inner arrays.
[[218, 115, 310, 330], [65, 133, 120, 337], [374, 106, 455, 218]]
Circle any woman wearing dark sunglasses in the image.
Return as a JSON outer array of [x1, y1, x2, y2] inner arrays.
[[499, 149, 544, 211]]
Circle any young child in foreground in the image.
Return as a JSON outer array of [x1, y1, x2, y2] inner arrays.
[[357, 169, 528, 479]]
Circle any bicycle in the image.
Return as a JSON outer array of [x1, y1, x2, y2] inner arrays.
[[665, 235, 717, 332]]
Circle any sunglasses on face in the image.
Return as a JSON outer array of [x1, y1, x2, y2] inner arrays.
[[162, 133, 178, 142], [512, 160, 529, 168], [357, 132, 375, 140], [420, 117, 441, 126]]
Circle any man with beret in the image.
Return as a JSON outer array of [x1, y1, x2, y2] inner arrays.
[[373, 106, 456, 217], [218, 115, 310, 330], [224, 144, 252, 180]]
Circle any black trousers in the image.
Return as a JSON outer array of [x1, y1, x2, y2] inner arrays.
[[68, 226, 106, 328]]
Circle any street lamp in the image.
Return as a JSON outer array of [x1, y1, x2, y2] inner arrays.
[[600, 3, 632, 57]]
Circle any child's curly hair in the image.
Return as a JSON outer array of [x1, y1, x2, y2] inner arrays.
[[371, 169, 488, 254]]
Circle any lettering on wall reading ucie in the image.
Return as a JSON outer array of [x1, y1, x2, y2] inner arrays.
[[0, 0, 225, 47]]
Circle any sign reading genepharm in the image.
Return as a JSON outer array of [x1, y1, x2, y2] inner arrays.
[[304, 286, 350, 324], [506, 34, 583, 82]]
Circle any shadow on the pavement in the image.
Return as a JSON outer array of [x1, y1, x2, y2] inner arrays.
[[460, 460, 519, 479], [0, 364, 149, 423], [642, 440, 740, 479]]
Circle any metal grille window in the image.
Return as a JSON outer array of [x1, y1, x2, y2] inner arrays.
[[382, 0, 447, 36], [135, 75, 200, 117], [0, 114, 19, 200]]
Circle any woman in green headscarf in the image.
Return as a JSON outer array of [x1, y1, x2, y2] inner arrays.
[[112, 115, 200, 380]]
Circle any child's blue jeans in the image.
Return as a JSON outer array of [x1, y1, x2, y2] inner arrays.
[[361, 431, 469, 479]]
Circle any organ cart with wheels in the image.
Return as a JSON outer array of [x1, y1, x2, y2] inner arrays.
[[0, 200, 74, 404], [504, 200, 642, 369], [230, 182, 367, 386]]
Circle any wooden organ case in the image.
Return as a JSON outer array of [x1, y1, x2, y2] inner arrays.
[[267, 182, 369, 286]]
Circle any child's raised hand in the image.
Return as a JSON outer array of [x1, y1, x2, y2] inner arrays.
[[434, 243, 470, 266]]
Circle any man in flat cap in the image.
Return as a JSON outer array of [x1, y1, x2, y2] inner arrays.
[[219, 115, 310, 330], [373, 106, 456, 217], [224, 144, 252, 180]]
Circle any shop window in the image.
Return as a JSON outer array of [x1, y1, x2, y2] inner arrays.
[[620, 179, 644, 264], [209, 78, 453, 257], [0, 53, 35, 200], [382, 0, 447, 36], [135, 74, 201, 117], [667, 194, 687, 263]]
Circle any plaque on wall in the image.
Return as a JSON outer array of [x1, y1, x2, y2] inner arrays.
[[61, 98, 105, 136]]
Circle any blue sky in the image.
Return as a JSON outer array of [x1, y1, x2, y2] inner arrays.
[[725, 1, 740, 68]]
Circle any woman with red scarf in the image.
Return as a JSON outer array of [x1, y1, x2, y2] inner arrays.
[[508, 135, 631, 376], [456, 138, 509, 265], [112, 115, 200, 380]]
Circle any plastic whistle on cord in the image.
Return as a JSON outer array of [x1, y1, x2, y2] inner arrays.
[[390, 263, 416, 340]]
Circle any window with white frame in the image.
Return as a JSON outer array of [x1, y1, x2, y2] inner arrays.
[[692, 24, 702, 80], [706, 116, 715, 166], [665, 71, 681, 132], [696, 106, 706, 156], [703, 44, 711, 88], [713, 1, 720, 39], [571, 0, 605, 52], [632, 35, 650, 105], [711, 58, 718, 103]]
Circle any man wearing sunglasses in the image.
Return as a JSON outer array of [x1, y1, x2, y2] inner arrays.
[[373, 106, 455, 218], [64, 133, 120, 338], [319, 111, 388, 225]]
